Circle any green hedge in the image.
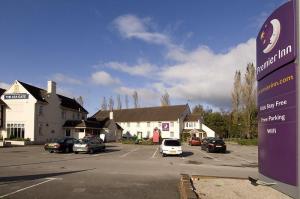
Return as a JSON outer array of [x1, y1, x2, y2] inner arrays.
[[225, 138, 258, 146]]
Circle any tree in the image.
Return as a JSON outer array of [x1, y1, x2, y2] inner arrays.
[[241, 63, 257, 139], [160, 91, 170, 106], [76, 96, 84, 107], [132, 91, 139, 108], [108, 96, 114, 111], [231, 70, 242, 137], [117, 94, 122, 110], [101, 97, 107, 111], [125, 95, 129, 109]]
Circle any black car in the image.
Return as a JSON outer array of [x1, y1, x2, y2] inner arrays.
[[201, 138, 226, 153], [44, 138, 78, 153]]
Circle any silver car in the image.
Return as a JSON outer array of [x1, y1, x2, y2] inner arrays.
[[73, 137, 105, 154]]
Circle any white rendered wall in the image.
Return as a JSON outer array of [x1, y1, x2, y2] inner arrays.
[[1, 81, 37, 141]]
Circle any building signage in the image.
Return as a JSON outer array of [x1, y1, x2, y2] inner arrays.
[[4, 93, 29, 100], [258, 63, 297, 186], [256, 1, 296, 80], [162, 123, 169, 131], [257, 1, 298, 196]]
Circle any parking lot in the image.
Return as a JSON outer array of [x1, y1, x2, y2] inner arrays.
[[0, 143, 258, 199]]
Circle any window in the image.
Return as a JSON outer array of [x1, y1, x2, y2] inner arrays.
[[137, 122, 140, 127], [66, 129, 71, 137], [127, 122, 130, 127], [186, 123, 188, 127], [170, 122, 174, 127], [77, 113, 80, 120], [0, 105, 3, 128], [72, 113, 75, 120], [147, 122, 150, 127], [6, 123, 25, 139], [170, 131, 174, 137], [39, 124, 43, 136], [61, 111, 66, 119], [39, 106, 43, 116], [79, 129, 84, 132], [147, 131, 150, 138], [158, 122, 162, 127]]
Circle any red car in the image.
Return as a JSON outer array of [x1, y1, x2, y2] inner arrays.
[[188, 137, 201, 146]]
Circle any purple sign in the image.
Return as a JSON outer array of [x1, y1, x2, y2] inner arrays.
[[257, 63, 297, 185], [256, 1, 296, 80], [162, 123, 169, 131]]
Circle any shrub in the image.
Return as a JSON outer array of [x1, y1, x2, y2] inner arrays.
[[237, 138, 258, 146], [181, 133, 191, 142]]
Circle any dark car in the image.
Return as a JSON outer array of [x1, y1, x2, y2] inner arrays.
[[201, 138, 226, 153], [44, 138, 78, 153], [73, 137, 105, 154]]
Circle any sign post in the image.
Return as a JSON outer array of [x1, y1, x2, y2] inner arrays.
[[257, 1, 298, 198]]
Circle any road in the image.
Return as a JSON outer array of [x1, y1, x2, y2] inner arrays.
[[0, 143, 258, 199]]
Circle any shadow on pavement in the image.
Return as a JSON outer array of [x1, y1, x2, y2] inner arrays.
[[0, 169, 94, 185], [182, 151, 194, 157]]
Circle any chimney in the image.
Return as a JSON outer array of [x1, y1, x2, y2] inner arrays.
[[109, 111, 113, 120], [47, 81, 56, 94]]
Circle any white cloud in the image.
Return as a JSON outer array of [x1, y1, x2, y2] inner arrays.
[[109, 14, 256, 109], [159, 38, 256, 108], [113, 14, 172, 47], [52, 73, 82, 85], [104, 59, 158, 77], [0, 82, 10, 90], [91, 71, 120, 86]]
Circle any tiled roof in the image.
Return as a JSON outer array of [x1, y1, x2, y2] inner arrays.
[[92, 104, 189, 122], [18, 81, 88, 113], [184, 114, 202, 122], [63, 118, 123, 130]]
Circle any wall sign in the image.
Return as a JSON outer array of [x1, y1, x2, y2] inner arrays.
[[4, 93, 29, 100], [162, 123, 169, 131]]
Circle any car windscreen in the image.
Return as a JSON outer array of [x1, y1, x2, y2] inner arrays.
[[164, 140, 181, 146], [212, 139, 225, 145], [77, 139, 89, 144]]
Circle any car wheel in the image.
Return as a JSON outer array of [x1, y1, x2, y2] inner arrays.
[[74, 151, 78, 154], [162, 153, 167, 157], [89, 148, 94, 154], [65, 147, 70, 153], [206, 147, 210, 153], [50, 151, 53, 153]]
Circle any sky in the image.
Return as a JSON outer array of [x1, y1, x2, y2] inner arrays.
[[0, 0, 286, 115]]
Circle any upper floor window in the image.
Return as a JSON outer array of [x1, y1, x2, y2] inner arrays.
[[61, 111, 66, 119], [186, 123, 188, 127], [147, 122, 150, 127], [137, 122, 140, 127], [127, 122, 130, 127], [72, 113, 75, 120], [39, 106, 43, 116], [170, 122, 174, 127], [158, 122, 162, 127]]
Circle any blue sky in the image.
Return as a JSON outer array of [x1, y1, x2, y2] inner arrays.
[[0, 0, 285, 114]]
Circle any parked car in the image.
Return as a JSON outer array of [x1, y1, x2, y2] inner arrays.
[[201, 138, 226, 153], [200, 137, 214, 147], [44, 138, 78, 153], [159, 139, 182, 157], [188, 137, 201, 146], [73, 137, 105, 154]]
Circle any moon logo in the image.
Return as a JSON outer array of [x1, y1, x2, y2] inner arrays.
[[260, 19, 281, 54]]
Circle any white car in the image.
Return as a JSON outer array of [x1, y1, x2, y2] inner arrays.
[[160, 139, 183, 157]]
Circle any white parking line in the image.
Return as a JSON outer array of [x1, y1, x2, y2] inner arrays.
[[0, 178, 58, 198], [120, 148, 139, 158], [150, 147, 159, 159]]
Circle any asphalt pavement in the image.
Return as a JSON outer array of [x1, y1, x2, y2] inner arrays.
[[0, 143, 258, 199]]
